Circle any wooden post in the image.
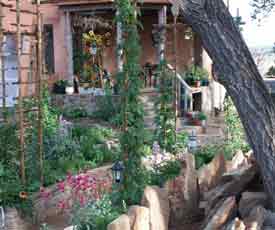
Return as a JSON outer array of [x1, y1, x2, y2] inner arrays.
[[116, 10, 123, 72], [36, 0, 44, 185], [184, 91, 188, 112], [158, 6, 167, 63], [65, 11, 74, 85], [0, 0, 6, 120], [173, 15, 178, 132], [16, 0, 26, 185]]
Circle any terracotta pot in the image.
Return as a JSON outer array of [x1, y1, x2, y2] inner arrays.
[[186, 112, 193, 119], [195, 80, 201, 87], [192, 119, 201, 126]]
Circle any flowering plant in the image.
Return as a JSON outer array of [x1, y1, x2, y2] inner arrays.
[[39, 171, 110, 213], [71, 194, 120, 230]]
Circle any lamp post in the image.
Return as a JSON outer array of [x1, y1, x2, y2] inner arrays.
[[111, 161, 124, 184], [188, 129, 198, 152]]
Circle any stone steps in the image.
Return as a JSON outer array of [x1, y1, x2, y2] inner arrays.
[[140, 88, 158, 129]]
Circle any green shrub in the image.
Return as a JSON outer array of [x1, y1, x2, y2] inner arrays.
[[72, 194, 121, 230], [194, 144, 224, 169], [63, 107, 89, 119], [224, 97, 250, 156], [149, 160, 181, 187], [172, 131, 188, 153], [0, 123, 18, 166], [93, 87, 121, 124], [72, 126, 119, 166]]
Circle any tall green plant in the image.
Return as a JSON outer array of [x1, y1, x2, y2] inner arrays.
[[224, 96, 249, 156], [154, 61, 176, 153], [115, 0, 147, 204]]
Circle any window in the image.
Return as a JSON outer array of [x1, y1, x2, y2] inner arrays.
[[43, 24, 55, 74]]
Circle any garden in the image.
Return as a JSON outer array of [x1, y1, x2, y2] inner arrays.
[[0, 0, 251, 229]]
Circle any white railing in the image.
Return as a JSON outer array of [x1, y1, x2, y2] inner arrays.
[[166, 64, 202, 112]]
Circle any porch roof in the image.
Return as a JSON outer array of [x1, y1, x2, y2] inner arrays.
[[42, 0, 171, 6]]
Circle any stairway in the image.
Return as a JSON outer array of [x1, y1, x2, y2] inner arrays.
[[177, 114, 225, 147], [140, 88, 158, 129]]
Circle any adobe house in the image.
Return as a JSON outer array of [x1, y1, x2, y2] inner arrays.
[[40, 0, 197, 79], [0, 0, 226, 114]]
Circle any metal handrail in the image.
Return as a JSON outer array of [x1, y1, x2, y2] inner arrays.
[[166, 63, 192, 92]]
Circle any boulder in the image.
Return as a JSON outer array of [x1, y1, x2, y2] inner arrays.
[[224, 218, 246, 230], [165, 154, 200, 226], [203, 165, 257, 214], [107, 214, 131, 230], [229, 150, 247, 171], [198, 153, 226, 193], [128, 205, 150, 230], [203, 196, 237, 230], [239, 192, 267, 219], [244, 150, 255, 164], [141, 186, 170, 230], [64, 226, 75, 230], [244, 206, 265, 230]]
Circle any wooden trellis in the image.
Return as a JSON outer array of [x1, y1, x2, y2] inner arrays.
[[0, 0, 44, 185]]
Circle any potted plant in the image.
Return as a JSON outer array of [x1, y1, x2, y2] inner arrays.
[[266, 66, 275, 78], [53, 80, 69, 94], [193, 75, 201, 87], [184, 65, 209, 88], [201, 74, 210, 86], [192, 117, 201, 126]]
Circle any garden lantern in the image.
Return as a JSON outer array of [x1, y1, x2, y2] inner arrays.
[[188, 129, 198, 152], [184, 27, 193, 40], [111, 161, 124, 183], [90, 42, 97, 55]]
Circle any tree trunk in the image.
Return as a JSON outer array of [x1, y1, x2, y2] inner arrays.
[[180, 0, 275, 209]]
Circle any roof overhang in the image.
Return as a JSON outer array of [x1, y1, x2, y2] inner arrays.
[[42, 0, 171, 7]]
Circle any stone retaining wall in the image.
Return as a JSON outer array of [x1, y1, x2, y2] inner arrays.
[[51, 94, 119, 114]]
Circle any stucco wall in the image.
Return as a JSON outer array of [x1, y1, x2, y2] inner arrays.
[[41, 3, 68, 82], [2, 0, 37, 100]]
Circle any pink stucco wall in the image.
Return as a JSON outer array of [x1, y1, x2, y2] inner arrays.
[[3, 0, 69, 84], [41, 3, 69, 82], [3, 0, 36, 96], [3, 0, 201, 86]]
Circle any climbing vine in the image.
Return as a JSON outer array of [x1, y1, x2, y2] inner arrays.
[[115, 0, 147, 204], [154, 60, 176, 153]]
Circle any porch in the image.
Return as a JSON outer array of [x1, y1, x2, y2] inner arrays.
[[56, 1, 215, 114]]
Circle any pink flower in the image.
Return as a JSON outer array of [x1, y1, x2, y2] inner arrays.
[[79, 195, 86, 207], [40, 187, 51, 200], [57, 200, 67, 210], [57, 181, 66, 192]]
